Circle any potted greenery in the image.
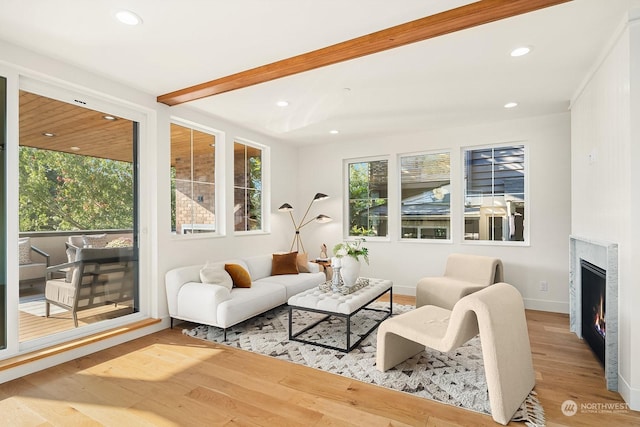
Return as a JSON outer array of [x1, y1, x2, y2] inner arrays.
[[332, 238, 369, 286]]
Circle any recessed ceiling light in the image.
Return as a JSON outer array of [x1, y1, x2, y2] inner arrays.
[[102, 115, 117, 121], [329, 130, 339, 134], [115, 10, 143, 26], [276, 100, 289, 107], [70, 146, 80, 151], [504, 102, 518, 109], [510, 46, 531, 57], [42, 132, 55, 137]]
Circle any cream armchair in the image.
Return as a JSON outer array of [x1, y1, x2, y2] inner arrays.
[[416, 253, 503, 310], [376, 282, 535, 425]]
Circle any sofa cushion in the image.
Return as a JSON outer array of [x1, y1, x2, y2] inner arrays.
[[82, 233, 108, 248], [200, 262, 233, 291], [272, 252, 299, 276], [18, 237, 32, 265], [256, 271, 326, 299], [296, 253, 311, 273], [243, 254, 272, 280], [217, 282, 286, 327], [65, 243, 79, 282], [225, 263, 252, 288], [105, 237, 133, 248], [19, 262, 47, 281]]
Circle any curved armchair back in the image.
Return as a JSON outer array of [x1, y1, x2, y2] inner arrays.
[[443, 253, 503, 285]]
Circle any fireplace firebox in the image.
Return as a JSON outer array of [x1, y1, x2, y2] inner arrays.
[[581, 259, 606, 367]]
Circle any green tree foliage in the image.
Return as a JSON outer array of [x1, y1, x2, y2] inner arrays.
[[348, 161, 387, 236], [247, 154, 262, 230], [19, 147, 133, 231]]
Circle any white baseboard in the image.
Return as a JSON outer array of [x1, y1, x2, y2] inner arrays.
[[618, 373, 640, 411], [393, 286, 569, 314], [392, 285, 416, 297], [523, 298, 569, 314]]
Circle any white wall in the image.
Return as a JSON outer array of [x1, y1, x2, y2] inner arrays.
[[153, 104, 303, 319], [298, 113, 572, 313], [570, 12, 640, 409], [0, 39, 303, 377]]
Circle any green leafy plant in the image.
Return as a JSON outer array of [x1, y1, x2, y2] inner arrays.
[[332, 238, 369, 264]]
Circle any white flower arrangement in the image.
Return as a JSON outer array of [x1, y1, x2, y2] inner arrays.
[[332, 238, 369, 264]]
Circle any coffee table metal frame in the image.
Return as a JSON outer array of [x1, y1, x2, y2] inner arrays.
[[288, 284, 393, 353]]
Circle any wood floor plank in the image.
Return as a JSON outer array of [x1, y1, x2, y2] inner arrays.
[[0, 301, 639, 426]]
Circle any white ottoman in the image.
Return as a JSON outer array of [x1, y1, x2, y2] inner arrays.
[[287, 278, 393, 352]]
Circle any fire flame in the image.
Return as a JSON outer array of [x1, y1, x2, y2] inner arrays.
[[594, 294, 605, 338]]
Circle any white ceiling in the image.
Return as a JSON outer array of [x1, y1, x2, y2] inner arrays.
[[1, 0, 639, 145]]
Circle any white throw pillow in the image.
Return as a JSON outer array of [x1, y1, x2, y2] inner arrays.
[[200, 262, 233, 291], [18, 237, 32, 265]]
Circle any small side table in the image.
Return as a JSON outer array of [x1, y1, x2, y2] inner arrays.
[[312, 259, 333, 280]]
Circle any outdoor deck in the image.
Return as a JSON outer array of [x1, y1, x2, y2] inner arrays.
[[19, 285, 134, 342]]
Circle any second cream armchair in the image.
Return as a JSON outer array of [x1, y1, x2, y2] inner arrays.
[[416, 253, 503, 310]]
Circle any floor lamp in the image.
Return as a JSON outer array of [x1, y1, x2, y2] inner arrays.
[[279, 192, 332, 253]]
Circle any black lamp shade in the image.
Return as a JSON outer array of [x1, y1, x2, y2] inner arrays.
[[313, 193, 329, 202], [278, 203, 293, 212], [315, 214, 332, 223]]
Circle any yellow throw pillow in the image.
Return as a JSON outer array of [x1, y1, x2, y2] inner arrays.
[[272, 252, 299, 276], [224, 263, 252, 288], [296, 252, 311, 273]]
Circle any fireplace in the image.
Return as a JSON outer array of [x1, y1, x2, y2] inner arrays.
[[569, 236, 618, 391], [580, 259, 606, 367]]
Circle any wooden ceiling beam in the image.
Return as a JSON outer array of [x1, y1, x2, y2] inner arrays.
[[157, 0, 571, 106]]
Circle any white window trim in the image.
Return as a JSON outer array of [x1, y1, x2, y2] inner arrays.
[[169, 117, 225, 239], [460, 141, 530, 247]]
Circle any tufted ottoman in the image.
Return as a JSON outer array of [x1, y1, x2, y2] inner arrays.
[[287, 277, 393, 352]]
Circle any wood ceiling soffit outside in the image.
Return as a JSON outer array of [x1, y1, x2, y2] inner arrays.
[[19, 91, 134, 163], [157, 0, 571, 106]]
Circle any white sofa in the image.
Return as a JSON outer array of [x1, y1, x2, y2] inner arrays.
[[165, 254, 326, 338]]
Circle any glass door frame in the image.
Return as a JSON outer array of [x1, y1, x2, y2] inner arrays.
[[1, 70, 153, 358]]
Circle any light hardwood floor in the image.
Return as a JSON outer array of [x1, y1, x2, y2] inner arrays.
[[1, 295, 638, 426]]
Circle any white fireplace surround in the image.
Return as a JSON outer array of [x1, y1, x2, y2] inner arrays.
[[569, 235, 618, 391]]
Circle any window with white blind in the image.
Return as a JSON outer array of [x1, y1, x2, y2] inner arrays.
[[400, 151, 451, 240], [463, 144, 526, 242]]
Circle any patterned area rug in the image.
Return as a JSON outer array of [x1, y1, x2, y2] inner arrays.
[[185, 303, 544, 426]]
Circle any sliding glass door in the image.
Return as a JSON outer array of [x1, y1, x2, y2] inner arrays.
[[17, 84, 140, 343], [1, 76, 6, 349]]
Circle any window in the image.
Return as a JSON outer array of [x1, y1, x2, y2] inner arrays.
[[234, 140, 263, 232], [464, 144, 526, 242], [346, 158, 388, 237], [400, 151, 450, 240], [170, 122, 218, 235]]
